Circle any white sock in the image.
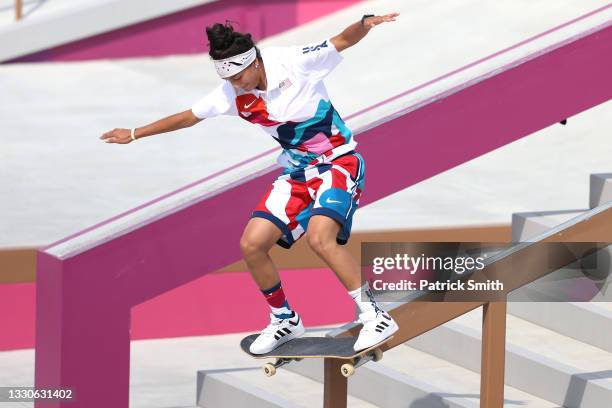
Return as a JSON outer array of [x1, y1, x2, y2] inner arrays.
[[348, 282, 380, 314]]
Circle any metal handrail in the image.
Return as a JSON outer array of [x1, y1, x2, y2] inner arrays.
[[15, 0, 22, 21]]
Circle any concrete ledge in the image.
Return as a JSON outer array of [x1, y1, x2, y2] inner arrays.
[[590, 173, 612, 208], [512, 209, 586, 241], [0, 0, 215, 62]]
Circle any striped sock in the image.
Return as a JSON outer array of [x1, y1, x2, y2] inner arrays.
[[261, 281, 294, 319], [348, 282, 381, 314]]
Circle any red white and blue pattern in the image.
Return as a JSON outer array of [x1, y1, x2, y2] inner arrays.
[[253, 152, 365, 249], [235, 92, 356, 175]]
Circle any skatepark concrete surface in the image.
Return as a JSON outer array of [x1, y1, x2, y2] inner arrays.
[[0, 324, 376, 408], [2, 304, 611, 407], [1, 0, 611, 247]]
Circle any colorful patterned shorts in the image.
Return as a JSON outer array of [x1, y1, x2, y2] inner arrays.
[[251, 152, 365, 249]]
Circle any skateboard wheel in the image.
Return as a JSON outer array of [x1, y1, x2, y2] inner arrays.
[[373, 348, 383, 362], [263, 363, 276, 377], [341, 363, 355, 378]]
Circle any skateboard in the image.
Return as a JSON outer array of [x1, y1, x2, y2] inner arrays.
[[240, 334, 393, 378]]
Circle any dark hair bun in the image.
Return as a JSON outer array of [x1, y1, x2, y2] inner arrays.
[[205, 21, 257, 60], [206, 22, 235, 51]]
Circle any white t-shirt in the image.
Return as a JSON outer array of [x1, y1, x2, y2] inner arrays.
[[191, 38, 357, 173]]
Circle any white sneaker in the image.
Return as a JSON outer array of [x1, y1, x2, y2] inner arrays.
[[353, 309, 398, 352], [249, 312, 305, 354]]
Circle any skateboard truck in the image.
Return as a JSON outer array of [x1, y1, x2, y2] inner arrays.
[[263, 348, 384, 378], [263, 357, 303, 377], [339, 347, 384, 377]]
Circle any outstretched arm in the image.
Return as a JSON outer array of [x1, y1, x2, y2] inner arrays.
[[100, 109, 201, 144], [330, 12, 399, 52]]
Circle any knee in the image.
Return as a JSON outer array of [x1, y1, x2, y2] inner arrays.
[[240, 234, 267, 260], [307, 232, 336, 255]]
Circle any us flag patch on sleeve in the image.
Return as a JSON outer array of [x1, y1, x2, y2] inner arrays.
[[279, 78, 293, 91]]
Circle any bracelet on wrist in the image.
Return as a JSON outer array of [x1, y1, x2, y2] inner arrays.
[[361, 14, 375, 28], [130, 128, 137, 141]]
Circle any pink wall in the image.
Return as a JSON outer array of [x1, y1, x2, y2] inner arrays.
[[9, 0, 361, 63], [131, 268, 354, 339], [0, 283, 36, 351]]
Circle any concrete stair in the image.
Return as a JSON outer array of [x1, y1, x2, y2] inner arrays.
[[285, 346, 556, 408], [503, 171, 612, 407], [404, 308, 612, 408], [512, 173, 612, 241], [508, 302, 612, 353], [197, 368, 378, 408], [589, 173, 612, 209]]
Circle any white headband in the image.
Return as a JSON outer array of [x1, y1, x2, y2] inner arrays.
[[213, 47, 257, 79]]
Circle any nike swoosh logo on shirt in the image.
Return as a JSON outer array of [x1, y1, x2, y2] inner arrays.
[[244, 99, 257, 109]]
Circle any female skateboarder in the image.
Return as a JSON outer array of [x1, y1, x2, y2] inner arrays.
[[101, 12, 400, 354]]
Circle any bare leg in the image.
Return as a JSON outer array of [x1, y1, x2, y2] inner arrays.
[[240, 217, 284, 290], [242, 218, 306, 354], [306, 215, 362, 291], [308, 216, 398, 351]]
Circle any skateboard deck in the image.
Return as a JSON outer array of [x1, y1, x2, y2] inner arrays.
[[240, 334, 393, 377]]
